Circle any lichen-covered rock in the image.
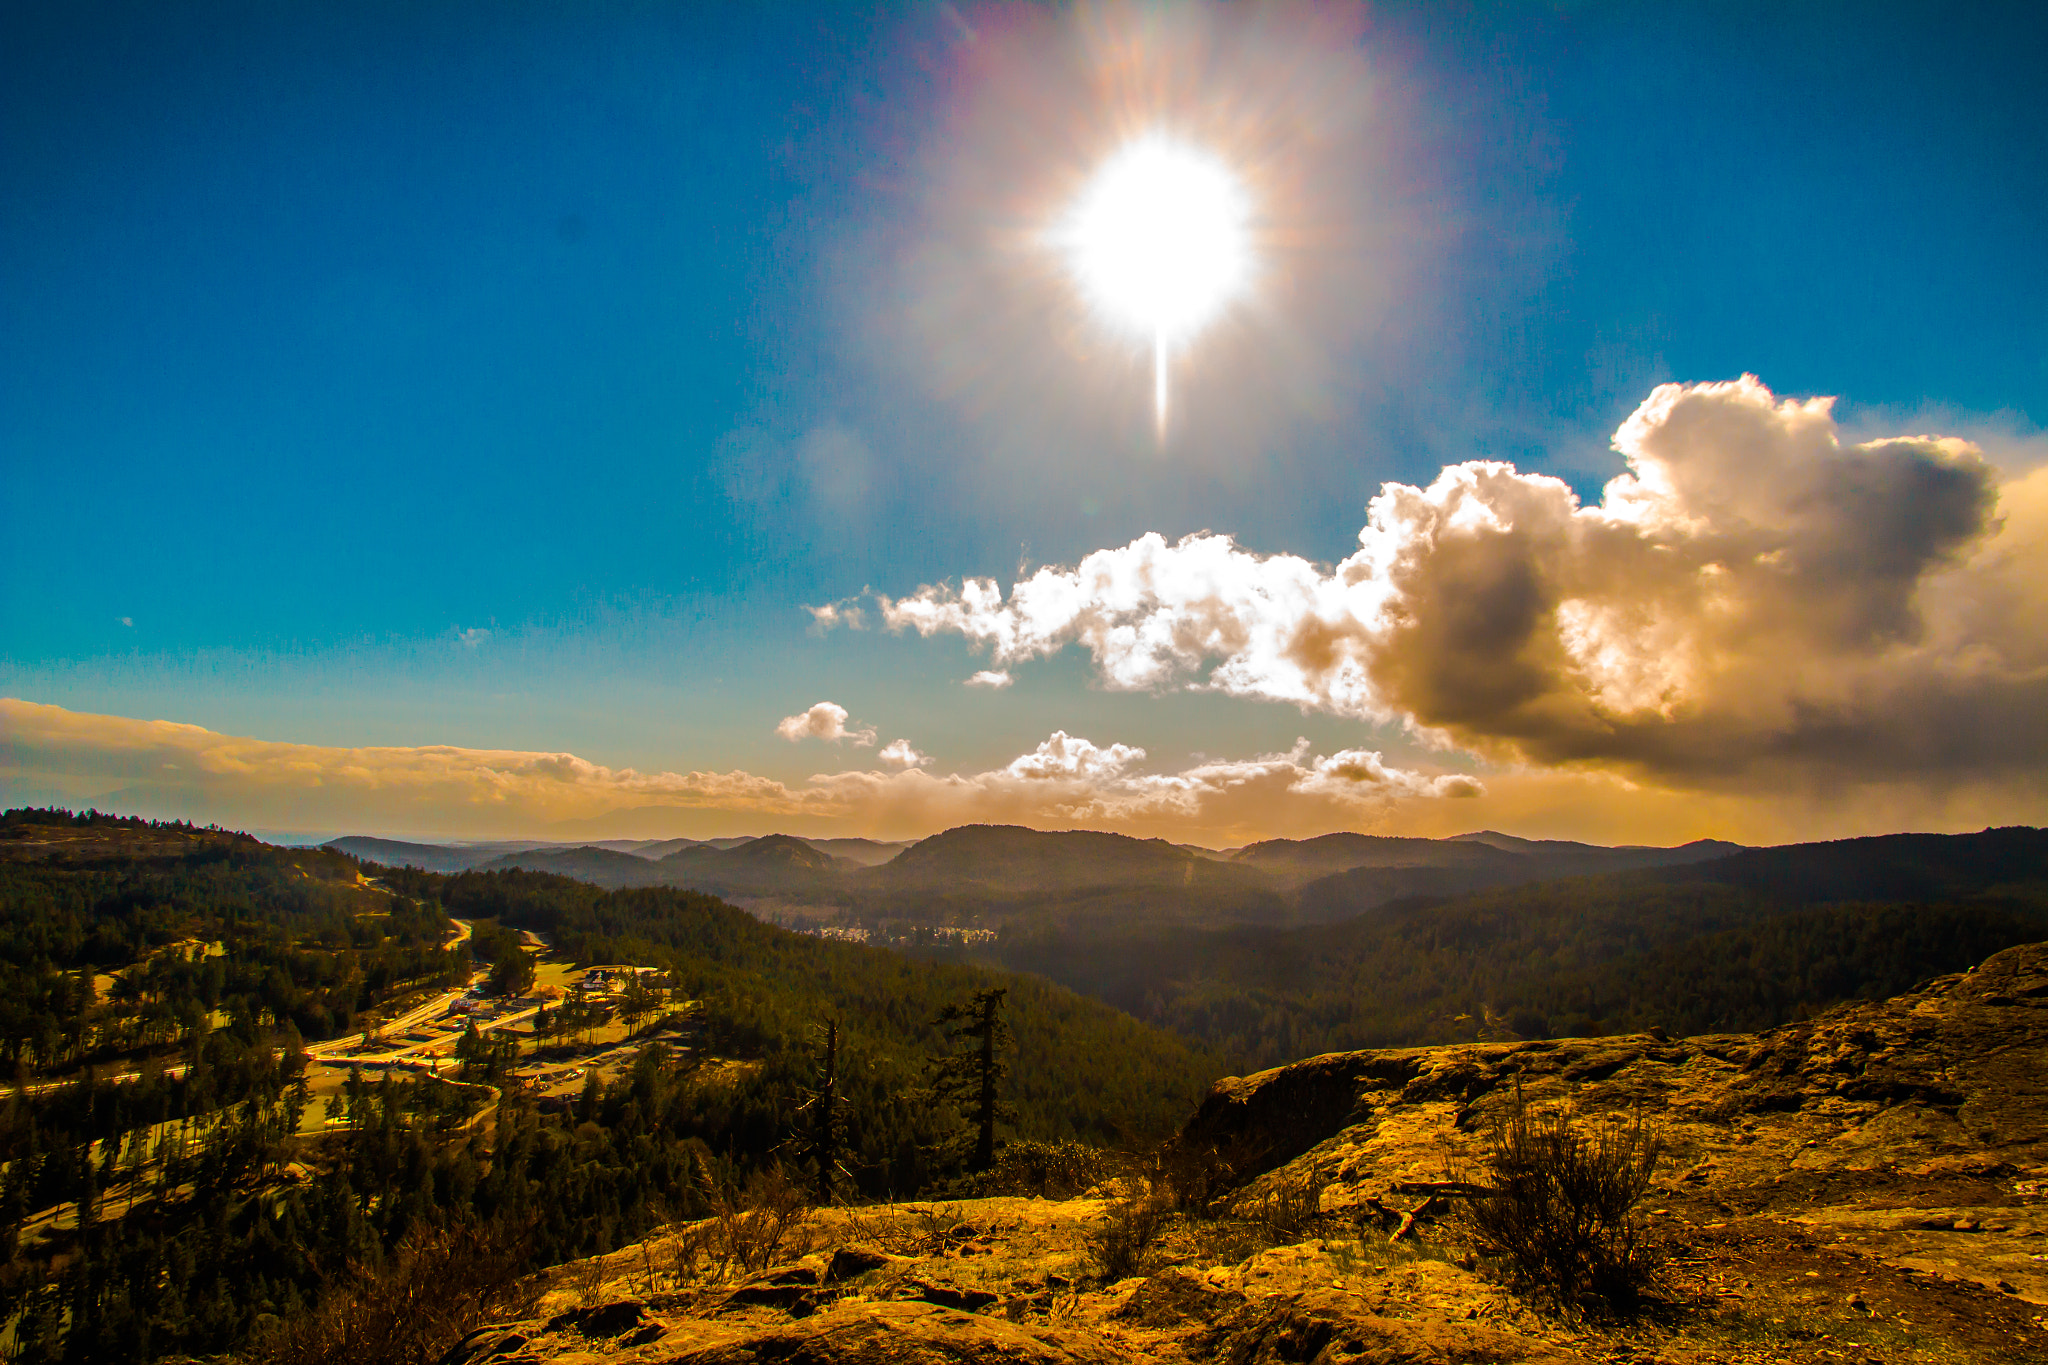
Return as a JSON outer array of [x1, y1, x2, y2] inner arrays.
[[663, 1300, 1127, 1364], [1200, 1289, 1564, 1365], [1109, 1265, 1243, 1326]]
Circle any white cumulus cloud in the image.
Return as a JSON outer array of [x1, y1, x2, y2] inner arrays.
[[1002, 731, 1145, 781], [857, 377, 2048, 790], [775, 702, 878, 747], [877, 738, 930, 769]]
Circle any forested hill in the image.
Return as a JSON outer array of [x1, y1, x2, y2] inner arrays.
[[1647, 825, 2048, 902], [0, 809, 1221, 1363], [399, 864, 1220, 1145], [992, 826, 2048, 1068], [0, 807, 268, 864], [0, 807, 460, 1053], [0, 807, 1219, 1147]]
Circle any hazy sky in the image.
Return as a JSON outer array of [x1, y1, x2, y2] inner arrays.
[[5, 1, 2046, 845]]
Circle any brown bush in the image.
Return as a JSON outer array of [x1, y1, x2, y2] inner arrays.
[[699, 1161, 813, 1280], [1459, 1098, 1663, 1304], [1154, 1140, 1250, 1216], [1087, 1191, 1168, 1282], [1232, 1167, 1331, 1244], [974, 1139, 1129, 1199], [243, 1221, 542, 1365]]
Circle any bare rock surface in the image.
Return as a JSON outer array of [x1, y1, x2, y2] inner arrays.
[[442, 943, 2048, 1365]]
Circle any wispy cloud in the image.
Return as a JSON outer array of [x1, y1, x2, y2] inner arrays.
[[0, 700, 1490, 845], [964, 670, 1013, 689], [806, 601, 867, 633]]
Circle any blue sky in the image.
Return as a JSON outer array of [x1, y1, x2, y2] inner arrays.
[[5, 2, 2046, 844]]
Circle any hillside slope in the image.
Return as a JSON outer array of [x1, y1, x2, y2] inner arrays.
[[480, 844, 677, 886], [858, 825, 1234, 894], [453, 940, 2048, 1365], [656, 832, 855, 893], [1274, 829, 1743, 918], [0, 809, 1227, 1363], [992, 826, 2048, 1066], [420, 866, 1222, 1147]]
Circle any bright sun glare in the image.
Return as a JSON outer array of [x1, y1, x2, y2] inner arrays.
[[1059, 133, 1253, 436]]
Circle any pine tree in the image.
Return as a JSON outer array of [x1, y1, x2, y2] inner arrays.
[[796, 1019, 844, 1202], [929, 989, 1012, 1173]]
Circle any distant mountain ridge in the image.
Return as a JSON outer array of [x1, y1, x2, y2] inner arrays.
[[474, 845, 673, 886], [1231, 832, 1525, 890], [330, 822, 1758, 933], [325, 832, 911, 876], [1246, 828, 1745, 916], [855, 824, 1262, 894]]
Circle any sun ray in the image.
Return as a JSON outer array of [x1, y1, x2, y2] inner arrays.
[[1154, 327, 1168, 436]]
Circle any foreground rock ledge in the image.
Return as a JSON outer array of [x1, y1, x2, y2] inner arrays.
[[446, 942, 2048, 1364]]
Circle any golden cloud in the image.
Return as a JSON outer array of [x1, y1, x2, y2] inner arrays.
[[0, 700, 1486, 845]]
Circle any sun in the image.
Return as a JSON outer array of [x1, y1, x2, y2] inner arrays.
[[1056, 133, 1254, 435]]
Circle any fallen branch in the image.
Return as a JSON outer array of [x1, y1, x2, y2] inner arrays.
[[1391, 1181, 1500, 1198], [1389, 1195, 1448, 1243]]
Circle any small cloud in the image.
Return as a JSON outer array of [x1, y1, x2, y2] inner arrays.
[[965, 670, 1013, 689], [775, 701, 878, 747], [878, 738, 931, 769], [1005, 731, 1144, 780], [119, 617, 133, 628], [806, 600, 867, 633], [458, 628, 492, 649]]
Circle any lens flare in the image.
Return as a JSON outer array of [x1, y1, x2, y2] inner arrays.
[[1055, 133, 1253, 436]]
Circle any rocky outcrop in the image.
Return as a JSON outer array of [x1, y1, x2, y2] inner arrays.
[[440, 943, 2048, 1365], [449, 1299, 1126, 1365]]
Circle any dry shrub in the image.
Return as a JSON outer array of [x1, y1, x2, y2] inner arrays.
[[700, 1161, 813, 1280], [1460, 1098, 1663, 1304], [826, 1203, 919, 1257], [1155, 1140, 1245, 1216], [244, 1221, 542, 1365], [828, 1201, 975, 1258], [566, 1247, 617, 1306], [652, 1220, 713, 1288], [1087, 1192, 1168, 1282], [1232, 1168, 1330, 1244], [905, 1202, 972, 1255], [976, 1139, 1127, 1199], [1170, 1167, 1331, 1268]]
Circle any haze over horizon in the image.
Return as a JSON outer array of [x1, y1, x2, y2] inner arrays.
[[5, 2, 2045, 848]]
